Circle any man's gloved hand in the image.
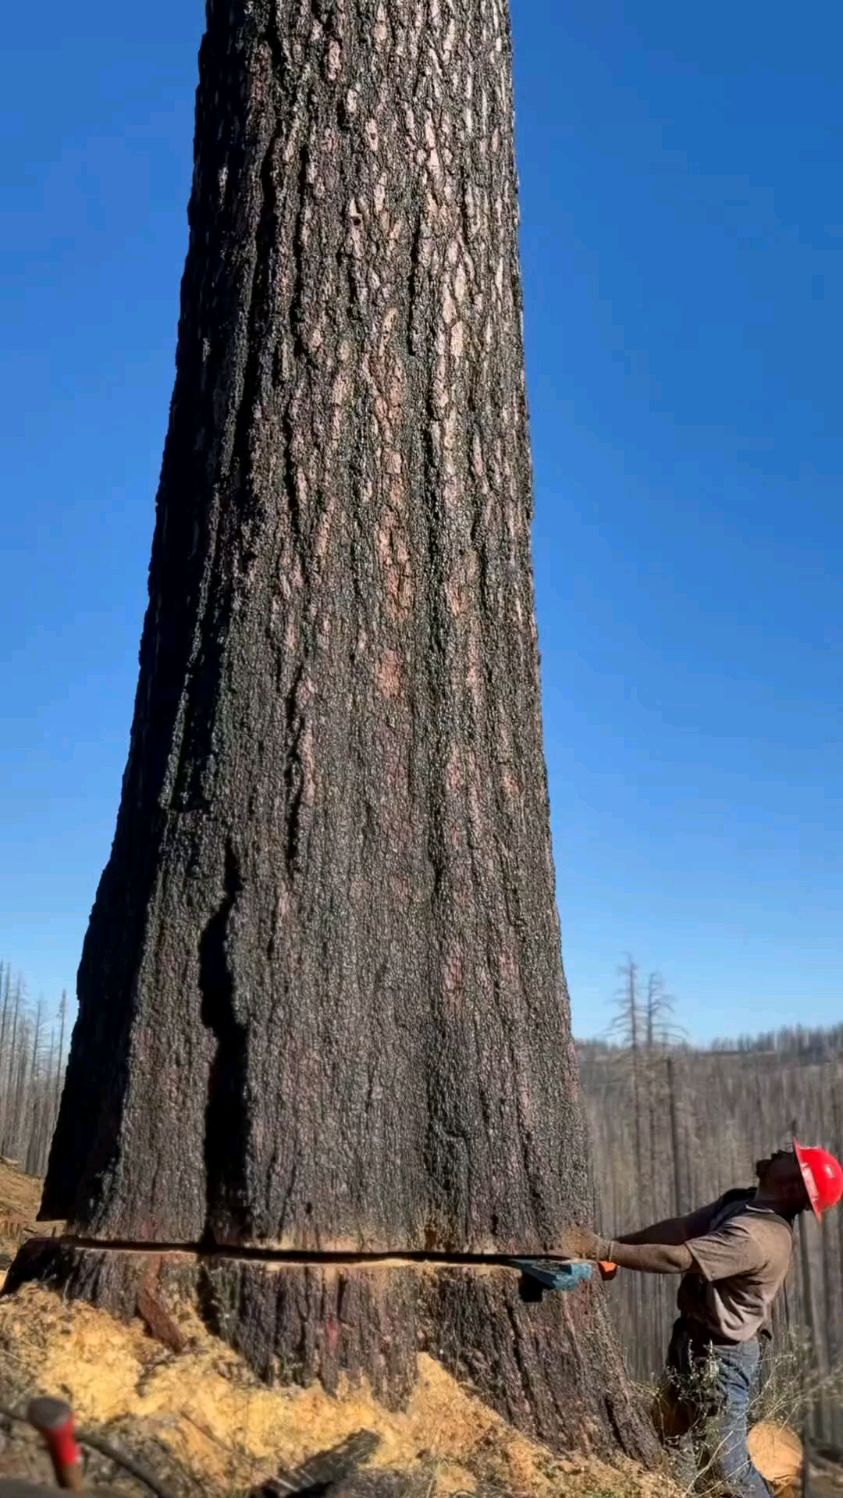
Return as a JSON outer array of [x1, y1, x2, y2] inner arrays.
[[563, 1226, 615, 1262]]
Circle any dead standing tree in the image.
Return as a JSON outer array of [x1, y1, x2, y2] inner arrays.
[[18, 0, 651, 1460]]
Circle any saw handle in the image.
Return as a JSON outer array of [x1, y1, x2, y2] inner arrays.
[[27, 1398, 84, 1491]]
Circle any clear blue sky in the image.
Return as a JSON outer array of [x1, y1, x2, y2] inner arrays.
[[2, 2, 842, 1043]]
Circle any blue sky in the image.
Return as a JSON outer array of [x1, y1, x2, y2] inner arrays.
[[2, 2, 841, 1043]]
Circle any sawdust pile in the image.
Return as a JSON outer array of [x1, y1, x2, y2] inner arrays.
[[0, 1283, 668, 1498]]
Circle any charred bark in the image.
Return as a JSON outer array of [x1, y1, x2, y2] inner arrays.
[[45, 0, 588, 1257], [35, 0, 650, 1456]]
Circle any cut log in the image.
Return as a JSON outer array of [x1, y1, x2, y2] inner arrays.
[[747, 1422, 803, 1495]]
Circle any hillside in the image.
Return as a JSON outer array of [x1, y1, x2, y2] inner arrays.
[[0, 1157, 53, 1274], [0, 1158, 42, 1223]]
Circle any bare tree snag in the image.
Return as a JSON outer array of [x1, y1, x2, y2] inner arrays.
[[30, 0, 652, 1460]]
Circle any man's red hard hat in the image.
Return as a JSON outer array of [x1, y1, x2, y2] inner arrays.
[[793, 1139, 843, 1219]]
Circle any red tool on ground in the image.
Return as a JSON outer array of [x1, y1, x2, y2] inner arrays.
[[0, 1395, 172, 1498], [26, 1400, 84, 1492]]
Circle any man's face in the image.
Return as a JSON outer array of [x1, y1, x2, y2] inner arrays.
[[755, 1149, 810, 1208], [755, 1148, 789, 1179]]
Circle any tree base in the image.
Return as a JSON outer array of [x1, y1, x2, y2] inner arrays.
[[7, 1240, 655, 1463]]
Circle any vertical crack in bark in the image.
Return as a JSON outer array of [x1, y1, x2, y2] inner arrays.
[[283, 662, 307, 874], [199, 841, 248, 1243], [288, 139, 313, 364], [416, 241, 448, 1233]]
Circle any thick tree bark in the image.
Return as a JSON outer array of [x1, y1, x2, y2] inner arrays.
[[34, 0, 651, 1458], [45, 0, 585, 1255]]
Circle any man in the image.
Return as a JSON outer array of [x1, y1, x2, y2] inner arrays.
[[578, 1140, 843, 1497]]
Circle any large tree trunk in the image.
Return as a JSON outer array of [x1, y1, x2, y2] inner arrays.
[[32, 0, 651, 1460]]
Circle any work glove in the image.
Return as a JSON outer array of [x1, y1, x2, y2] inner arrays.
[[564, 1226, 615, 1262]]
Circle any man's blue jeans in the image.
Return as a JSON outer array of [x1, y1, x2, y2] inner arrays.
[[658, 1318, 773, 1496]]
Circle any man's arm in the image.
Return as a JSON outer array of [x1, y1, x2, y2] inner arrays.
[[571, 1229, 695, 1274], [615, 1215, 694, 1247], [604, 1240, 693, 1274], [581, 1201, 764, 1276], [614, 1200, 723, 1247]]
